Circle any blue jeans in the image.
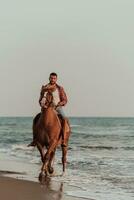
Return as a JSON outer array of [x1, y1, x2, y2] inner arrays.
[[56, 106, 66, 118]]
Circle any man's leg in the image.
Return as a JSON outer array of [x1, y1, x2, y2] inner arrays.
[[56, 107, 69, 146]]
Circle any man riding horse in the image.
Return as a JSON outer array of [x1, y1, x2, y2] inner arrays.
[[31, 72, 69, 147], [29, 72, 70, 175]]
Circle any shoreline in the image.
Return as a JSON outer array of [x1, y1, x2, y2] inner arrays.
[[0, 159, 90, 200]]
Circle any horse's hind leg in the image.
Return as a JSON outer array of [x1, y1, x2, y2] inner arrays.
[[61, 145, 68, 174], [61, 128, 70, 174], [36, 142, 45, 163]]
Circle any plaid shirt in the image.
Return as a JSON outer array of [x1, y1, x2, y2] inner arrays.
[[39, 84, 68, 107]]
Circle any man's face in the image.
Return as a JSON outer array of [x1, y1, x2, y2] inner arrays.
[[49, 75, 57, 85]]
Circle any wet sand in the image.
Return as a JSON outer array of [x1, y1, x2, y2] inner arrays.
[[0, 171, 89, 200]]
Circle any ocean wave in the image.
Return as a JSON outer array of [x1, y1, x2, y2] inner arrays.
[[0, 148, 10, 153], [78, 145, 134, 151], [70, 124, 81, 128], [71, 130, 128, 136], [79, 145, 119, 150], [12, 144, 34, 151], [0, 138, 20, 144], [29, 157, 41, 164], [123, 147, 134, 150], [0, 123, 17, 126], [67, 160, 94, 171], [71, 130, 90, 135]]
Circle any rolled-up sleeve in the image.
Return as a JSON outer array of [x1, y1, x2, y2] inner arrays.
[[59, 87, 68, 106]]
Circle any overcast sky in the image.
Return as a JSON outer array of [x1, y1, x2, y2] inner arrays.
[[0, 0, 134, 117]]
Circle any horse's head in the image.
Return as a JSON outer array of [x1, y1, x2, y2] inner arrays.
[[44, 90, 54, 108]]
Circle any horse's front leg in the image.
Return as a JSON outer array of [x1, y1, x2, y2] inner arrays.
[[47, 148, 56, 175], [41, 139, 58, 175]]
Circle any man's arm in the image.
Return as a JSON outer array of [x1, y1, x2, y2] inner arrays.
[[57, 86, 68, 106]]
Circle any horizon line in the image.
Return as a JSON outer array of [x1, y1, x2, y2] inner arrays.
[[0, 115, 134, 118]]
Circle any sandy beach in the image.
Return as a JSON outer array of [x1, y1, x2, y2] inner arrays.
[[0, 161, 89, 200], [0, 173, 89, 200]]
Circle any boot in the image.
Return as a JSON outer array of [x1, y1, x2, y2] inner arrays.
[[27, 140, 36, 147]]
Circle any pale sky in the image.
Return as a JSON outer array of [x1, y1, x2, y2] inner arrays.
[[0, 0, 134, 117]]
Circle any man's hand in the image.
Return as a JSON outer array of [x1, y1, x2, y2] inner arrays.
[[56, 102, 62, 107]]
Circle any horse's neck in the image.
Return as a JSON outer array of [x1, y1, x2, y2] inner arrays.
[[42, 107, 60, 127]]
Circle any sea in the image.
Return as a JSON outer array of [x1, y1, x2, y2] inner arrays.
[[0, 117, 134, 200]]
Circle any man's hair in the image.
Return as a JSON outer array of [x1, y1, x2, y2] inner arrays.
[[50, 72, 57, 77]]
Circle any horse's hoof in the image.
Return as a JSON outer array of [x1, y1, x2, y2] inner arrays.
[[39, 172, 51, 184], [48, 166, 54, 174], [39, 171, 45, 181]]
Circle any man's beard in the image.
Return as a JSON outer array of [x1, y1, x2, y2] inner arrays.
[[50, 82, 56, 85]]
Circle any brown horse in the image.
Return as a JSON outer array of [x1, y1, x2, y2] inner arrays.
[[29, 92, 70, 176]]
